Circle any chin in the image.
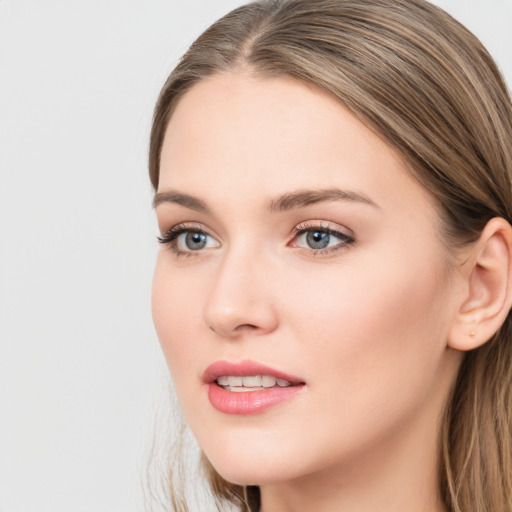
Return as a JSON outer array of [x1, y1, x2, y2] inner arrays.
[[209, 461, 288, 487], [201, 439, 303, 486]]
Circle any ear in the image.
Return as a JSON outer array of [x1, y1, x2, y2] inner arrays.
[[448, 217, 512, 351]]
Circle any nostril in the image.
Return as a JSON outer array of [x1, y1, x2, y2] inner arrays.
[[208, 323, 259, 336], [235, 324, 259, 332]]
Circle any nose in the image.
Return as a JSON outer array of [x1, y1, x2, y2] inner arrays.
[[203, 247, 279, 339]]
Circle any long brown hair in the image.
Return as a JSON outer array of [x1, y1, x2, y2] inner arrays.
[[148, 1, 512, 510]]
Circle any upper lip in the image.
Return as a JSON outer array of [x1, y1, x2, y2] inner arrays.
[[203, 359, 305, 384]]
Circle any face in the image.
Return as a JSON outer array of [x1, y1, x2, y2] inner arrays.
[[152, 71, 464, 487]]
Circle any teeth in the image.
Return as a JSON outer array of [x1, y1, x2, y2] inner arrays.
[[242, 376, 261, 387], [229, 386, 261, 392], [261, 375, 277, 388], [216, 375, 292, 390], [217, 376, 229, 386], [228, 376, 243, 387]]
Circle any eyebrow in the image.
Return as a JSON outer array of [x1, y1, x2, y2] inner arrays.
[[153, 188, 379, 212], [267, 188, 379, 212], [153, 191, 209, 212]]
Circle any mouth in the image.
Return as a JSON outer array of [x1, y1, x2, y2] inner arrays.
[[215, 374, 297, 392], [204, 360, 305, 415]]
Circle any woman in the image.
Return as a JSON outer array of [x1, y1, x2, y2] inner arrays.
[[149, 0, 512, 511]]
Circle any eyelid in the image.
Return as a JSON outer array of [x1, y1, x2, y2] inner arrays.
[[157, 220, 355, 258], [288, 220, 355, 255], [158, 222, 207, 241], [157, 222, 220, 256], [292, 220, 354, 238]]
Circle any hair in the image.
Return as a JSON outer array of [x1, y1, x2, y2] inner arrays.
[[148, 1, 512, 511]]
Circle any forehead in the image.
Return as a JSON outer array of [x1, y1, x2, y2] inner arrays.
[[158, 70, 434, 218]]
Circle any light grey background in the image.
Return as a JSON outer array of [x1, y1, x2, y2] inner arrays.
[[0, 1, 511, 511]]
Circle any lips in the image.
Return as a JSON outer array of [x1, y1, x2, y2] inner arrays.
[[203, 360, 305, 415], [203, 360, 304, 384]]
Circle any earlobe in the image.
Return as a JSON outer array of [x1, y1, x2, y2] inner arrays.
[[448, 217, 512, 352]]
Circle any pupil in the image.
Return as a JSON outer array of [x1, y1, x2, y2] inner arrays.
[[306, 230, 329, 249], [186, 232, 207, 250]]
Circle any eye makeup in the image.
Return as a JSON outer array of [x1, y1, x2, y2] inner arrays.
[[157, 222, 218, 257], [288, 221, 355, 257], [157, 219, 356, 259]]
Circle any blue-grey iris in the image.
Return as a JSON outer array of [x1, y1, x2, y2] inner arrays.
[[186, 232, 208, 250], [306, 230, 330, 249]]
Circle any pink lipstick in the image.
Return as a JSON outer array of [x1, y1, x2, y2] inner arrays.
[[204, 360, 305, 415]]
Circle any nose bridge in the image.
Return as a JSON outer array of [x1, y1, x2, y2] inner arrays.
[[203, 239, 278, 338]]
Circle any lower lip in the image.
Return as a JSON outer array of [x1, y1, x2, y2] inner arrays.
[[207, 383, 304, 415]]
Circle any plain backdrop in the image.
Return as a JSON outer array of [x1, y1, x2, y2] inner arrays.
[[0, 1, 511, 511]]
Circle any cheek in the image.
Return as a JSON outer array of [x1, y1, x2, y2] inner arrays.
[[286, 249, 452, 401], [151, 257, 203, 381], [262, 253, 455, 471]]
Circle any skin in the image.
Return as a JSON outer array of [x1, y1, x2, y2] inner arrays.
[[152, 70, 468, 512]]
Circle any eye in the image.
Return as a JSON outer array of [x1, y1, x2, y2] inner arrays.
[[158, 224, 220, 256], [178, 231, 211, 251], [290, 223, 355, 254], [302, 230, 334, 250]]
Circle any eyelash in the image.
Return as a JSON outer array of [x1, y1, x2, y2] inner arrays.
[[157, 223, 211, 258], [157, 222, 355, 258], [290, 222, 355, 256]]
